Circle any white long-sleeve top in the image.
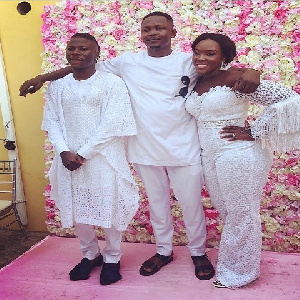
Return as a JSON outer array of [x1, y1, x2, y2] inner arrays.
[[185, 80, 300, 152], [42, 71, 139, 230]]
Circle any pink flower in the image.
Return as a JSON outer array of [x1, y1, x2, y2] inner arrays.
[[112, 1, 121, 10], [107, 49, 117, 58], [237, 48, 250, 56], [285, 174, 300, 187], [145, 223, 153, 234], [112, 29, 125, 40], [180, 40, 192, 53], [234, 1, 252, 6], [264, 74, 281, 81], [137, 1, 154, 10], [43, 144, 53, 150], [231, 62, 248, 69], [45, 184, 52, 192], [206, 222, 219, 231], [238, 22, 247, 35], [294, 85, 300, 94], [46, 212, 56, 220], [263, 60, 279, 68], [201, 188, 210, 198], [113, 16, 121, 25], [274, 8, 287, 20], [205, 209, 219, 219], [292, 45, 300, 57], [263, 182, 275, 195], [292, 31, 300, 42], [45, 199, 56, 208], [285, 158, 299, 167]]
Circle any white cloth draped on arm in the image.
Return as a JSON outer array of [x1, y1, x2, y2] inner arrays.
[[237, 80, 300, 152], [41, 71, 139, 230]]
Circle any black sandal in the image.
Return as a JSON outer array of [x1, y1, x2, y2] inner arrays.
[[191, 254, 215, 280], [139, 252, 173, 276]]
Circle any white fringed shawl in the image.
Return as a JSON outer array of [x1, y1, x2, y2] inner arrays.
[[237, 80, 300, 152]]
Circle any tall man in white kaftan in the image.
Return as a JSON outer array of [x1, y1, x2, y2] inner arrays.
[[42, 33, 139, 286]]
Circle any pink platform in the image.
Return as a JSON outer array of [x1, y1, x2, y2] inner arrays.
[[0, 236, 299, 300]]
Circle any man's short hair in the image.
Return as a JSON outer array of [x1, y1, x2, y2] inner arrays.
[[142, 11, 174, 25]]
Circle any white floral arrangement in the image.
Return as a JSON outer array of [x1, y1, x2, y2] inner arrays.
[[42, 0, 299, 253]]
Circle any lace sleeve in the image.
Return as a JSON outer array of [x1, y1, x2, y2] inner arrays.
[[236, 80, 300, 152], [236, 80, 298, 105], [42, 82, 69, 153]]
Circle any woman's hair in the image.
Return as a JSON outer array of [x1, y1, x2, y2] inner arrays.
[[191, 33, 236, 64], [70, 33, 100, 53]]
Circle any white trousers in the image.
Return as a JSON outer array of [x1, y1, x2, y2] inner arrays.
[[135, 163, 206, 256], [74, 223, 122, 263]]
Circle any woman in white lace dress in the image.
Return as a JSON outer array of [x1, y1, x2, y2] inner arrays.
[[42, 33, 139, 285], [185, 33, 300, 288]]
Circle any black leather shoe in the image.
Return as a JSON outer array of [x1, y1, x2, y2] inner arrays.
[[69, 255, 103, 281], [100, 261, 122, 285]]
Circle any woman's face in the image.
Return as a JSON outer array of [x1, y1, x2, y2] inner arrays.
[[192, 39, 225, 77]]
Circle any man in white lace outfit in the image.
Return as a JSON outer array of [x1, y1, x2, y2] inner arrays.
[[42, 33, 139, 285], [20, 12, 259, 280]]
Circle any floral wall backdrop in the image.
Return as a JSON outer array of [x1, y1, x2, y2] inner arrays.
[[42, 0, 300, 253]]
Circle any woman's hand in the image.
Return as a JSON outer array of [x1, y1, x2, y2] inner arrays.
[[220, 125, 255, 141], [60, 151, 85, 171]]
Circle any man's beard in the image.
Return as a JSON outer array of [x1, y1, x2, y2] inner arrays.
[[148, 45, 161, 49]]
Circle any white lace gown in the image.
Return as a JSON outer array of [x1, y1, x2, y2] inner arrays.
[[185, 80, 300, 288], [42, 71, 139, 231]]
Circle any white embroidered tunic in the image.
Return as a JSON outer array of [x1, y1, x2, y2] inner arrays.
[[185, 80, 300, 288], [42, 71, 139, 231]]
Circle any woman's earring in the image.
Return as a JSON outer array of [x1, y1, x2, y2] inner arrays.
[[221, 62, 228, 70]]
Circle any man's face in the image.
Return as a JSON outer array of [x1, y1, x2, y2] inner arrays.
[[66, 37, 99, 70], [140, 15, 176, 52]]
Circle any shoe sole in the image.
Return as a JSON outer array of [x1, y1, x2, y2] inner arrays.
[[100, 274, 122, 285], [196, 269, 215, 280]]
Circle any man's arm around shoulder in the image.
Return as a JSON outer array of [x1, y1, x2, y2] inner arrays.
[[19, 66, 72, 97]]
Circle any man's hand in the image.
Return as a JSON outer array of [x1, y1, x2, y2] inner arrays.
[[19, 75, 45, 97], [60, 151, 85, 171], [19, 66, 73, 97], [220, 126, 255, 141], [230, 68, 261, 94]]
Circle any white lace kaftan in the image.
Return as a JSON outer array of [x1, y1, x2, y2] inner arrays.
[[42, 71, 139, 231], [185, 80, 300, 288]]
